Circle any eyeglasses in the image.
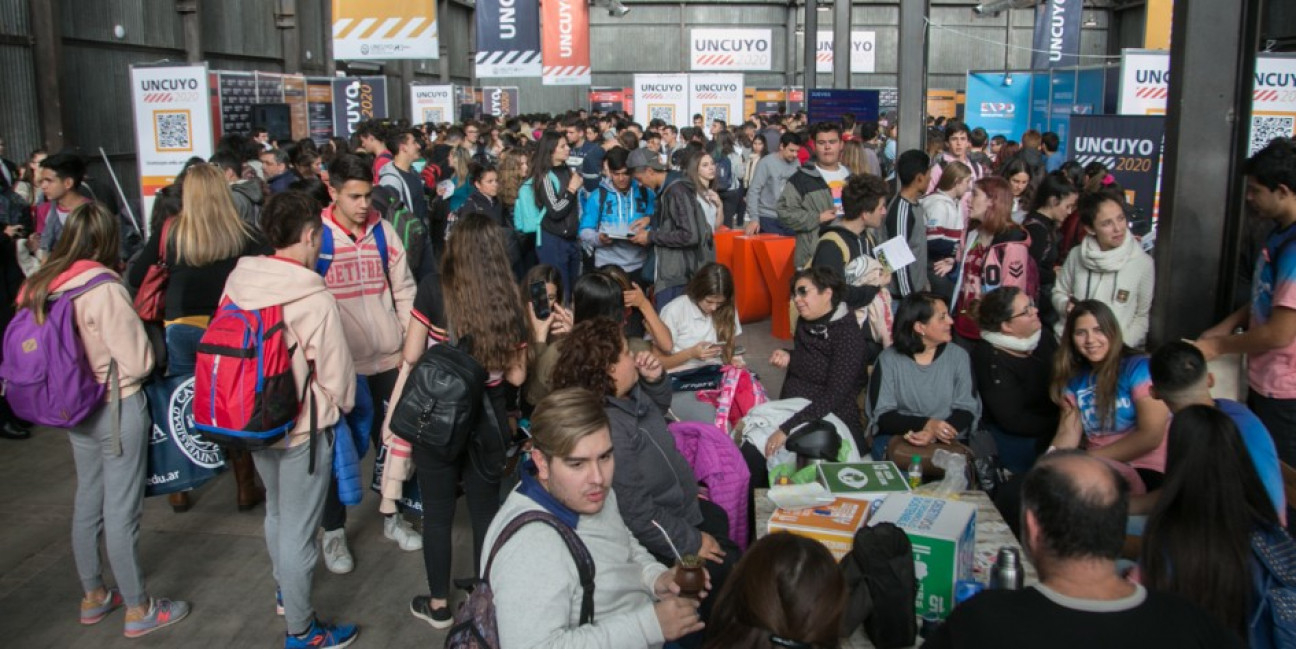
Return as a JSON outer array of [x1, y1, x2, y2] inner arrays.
[[1010, 302, 1038, 319], [794, 285, 816, 297]]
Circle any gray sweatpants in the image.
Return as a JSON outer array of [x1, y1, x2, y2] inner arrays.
[[253, 431, 333, 635], [67, 391, 149, 607]]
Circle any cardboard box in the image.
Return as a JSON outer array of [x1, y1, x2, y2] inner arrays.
[[818, 461, 911, 500], [869, 494, 977, 620], [767, 497, 870, 561]]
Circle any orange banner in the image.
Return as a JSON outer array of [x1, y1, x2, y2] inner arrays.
[[541, 0, 590, 86]]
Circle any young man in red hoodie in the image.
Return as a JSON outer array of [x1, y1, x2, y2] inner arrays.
[[317, 155, 419, 572]]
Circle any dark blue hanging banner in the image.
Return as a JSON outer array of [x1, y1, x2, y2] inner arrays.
[[1068, 114, 1166, 237], [1031, 0, 1083, 69], [476, 0, 542, 78]]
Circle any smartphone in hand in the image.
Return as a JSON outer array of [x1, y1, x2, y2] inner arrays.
[[529, 280, 552, 320]]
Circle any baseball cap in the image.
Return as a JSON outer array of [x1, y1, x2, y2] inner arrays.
[[627, 147, 666, 172]]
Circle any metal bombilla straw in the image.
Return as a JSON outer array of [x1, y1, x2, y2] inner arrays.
[[651, 520, 683, 561]]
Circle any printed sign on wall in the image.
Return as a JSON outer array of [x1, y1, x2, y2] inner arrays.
[[690, 29, 773, 71], [476, 0, 542, 77], [332, 0, 438, 60], [541, 0, 591, 86], [688, 74, 745, 133], [633, 74, 690, 129], [331, 77, 388, 140], [130, 64, 214, 218], [812, 31, 877, 74], [410, 84, 456, 125], [482, 87, 520, 117], [1068, 115, 1164, 235]]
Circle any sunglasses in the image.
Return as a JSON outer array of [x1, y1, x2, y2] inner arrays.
[[794, 285, 817, 297]]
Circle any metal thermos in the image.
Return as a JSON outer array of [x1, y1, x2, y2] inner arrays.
[[990, 546, 1024, 590]]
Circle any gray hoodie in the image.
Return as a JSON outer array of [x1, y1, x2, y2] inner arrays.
[[230, 179, 264, 229], [744, 153, 800, 222]]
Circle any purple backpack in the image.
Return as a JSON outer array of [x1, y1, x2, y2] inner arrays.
[[0, 273, 117, 428]]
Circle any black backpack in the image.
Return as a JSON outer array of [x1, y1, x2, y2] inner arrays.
[[445, 510, 595, 649], [839, 522, 917, 648], [389, 335, 487, 458]]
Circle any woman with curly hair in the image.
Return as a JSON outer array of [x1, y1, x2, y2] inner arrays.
[[551, 317, 739, 615], [703, 533, 846, 649], [396, 212, 530, 628]]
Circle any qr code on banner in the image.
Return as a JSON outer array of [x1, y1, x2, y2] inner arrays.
[[650, 105, 675, 125], [1250, 115, 1295, 156], [154, 110, 193, 152], [705, 105, 729, 126], [422, 108, 445, 124]]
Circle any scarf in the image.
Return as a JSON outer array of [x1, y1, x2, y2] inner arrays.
[[1077, 232, 1136, 273], [981, 329, 1041, 354]]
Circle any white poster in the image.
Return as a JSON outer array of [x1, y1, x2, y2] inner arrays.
[[634, 74, 690, 129], [129, 63, 214, 220], [410, 84, 457, 125], [813, 31, 877, 74], [688, 74, 745, 134], [1117, 49, 1170, 116], [1118, 50, 1296, 154], [690, 29, 773, 71]]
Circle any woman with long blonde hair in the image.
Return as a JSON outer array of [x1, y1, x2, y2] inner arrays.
[[841, 138, 881, 178], [126, 163, 268, 513], [21, 203, 191, 637]]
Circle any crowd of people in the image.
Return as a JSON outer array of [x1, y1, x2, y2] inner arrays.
[[1, 104, 1295, 649]]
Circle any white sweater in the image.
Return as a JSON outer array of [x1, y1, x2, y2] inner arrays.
[[486, 487, 669, 649], [1051, 234, 1156, 347]]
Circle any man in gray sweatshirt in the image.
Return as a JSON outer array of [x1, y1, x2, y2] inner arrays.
[[484, 388, 706, 649], [743, 132, 802, 236]]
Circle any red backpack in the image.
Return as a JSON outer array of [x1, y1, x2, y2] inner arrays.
[[193, 300, 316, 465]]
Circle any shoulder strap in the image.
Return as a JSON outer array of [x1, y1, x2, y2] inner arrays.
[[159, 217, 174, 265], [315, 226, 335, 277], [60, 272, 119, 300], [815, 231, 852, 270], [484, 510, 596, 625]]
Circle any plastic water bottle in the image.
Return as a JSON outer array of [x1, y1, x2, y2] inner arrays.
[[990, 546, 1024, 590], [908, 455, 923, 489]]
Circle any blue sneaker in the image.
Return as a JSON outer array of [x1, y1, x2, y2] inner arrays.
[[285, 619, 358, 649]]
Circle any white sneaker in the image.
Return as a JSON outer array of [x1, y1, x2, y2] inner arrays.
[[322, 529, 354, 574], [384, 515, 423, 552]]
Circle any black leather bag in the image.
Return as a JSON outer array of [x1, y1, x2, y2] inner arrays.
[[390, 336, 487, 457]]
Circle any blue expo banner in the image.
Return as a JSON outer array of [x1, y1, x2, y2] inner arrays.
[[965, 72, 1032, 139], [1031, 0, 1083, 69], [475, 0, 542, 78], [1068, 114, 1165, 236]]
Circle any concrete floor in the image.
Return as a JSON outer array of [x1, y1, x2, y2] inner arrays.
[[0, 318, 791, 649]]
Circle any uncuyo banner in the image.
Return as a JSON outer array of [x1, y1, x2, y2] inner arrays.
[[476, 0, 541, 78], [633, 74, 689, 129], [130, 63, 214, 219], [688, 74, 744, 133], [332, 0, 438, 60], [482, 87, 521, 117], [690, 29, 773, 71], [541, 0, 591, 86], [331, 77, 389, 140], [1068, 114, 1165, 235], [410, 84, 456, 125], [1030, 0, 1082, 69]]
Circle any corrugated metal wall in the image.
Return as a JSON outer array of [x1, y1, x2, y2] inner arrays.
[[2, 0, 1118, 201], [0, 0, 39, 161]]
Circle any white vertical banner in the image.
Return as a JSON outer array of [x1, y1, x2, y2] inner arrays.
[[129, 63, 214, 219], [813, 31, 877, 74], [1117, 49, 1170, 115], [410, 84, 457, 124], [634, 74, 690, 128], [1250, 54, 1296, 155], [690, 29, 773, 71], [688, 74, 745, 133]]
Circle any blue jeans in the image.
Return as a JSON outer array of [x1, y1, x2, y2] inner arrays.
[[165, 323, 206, 377], [986, 423, 1042, 476], [759, 216, 794, 236], [536, 234, 582, 303]]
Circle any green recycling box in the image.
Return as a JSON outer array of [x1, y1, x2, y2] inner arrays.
[[869, 493, 977, 620], [817, 461, 911, 500]]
